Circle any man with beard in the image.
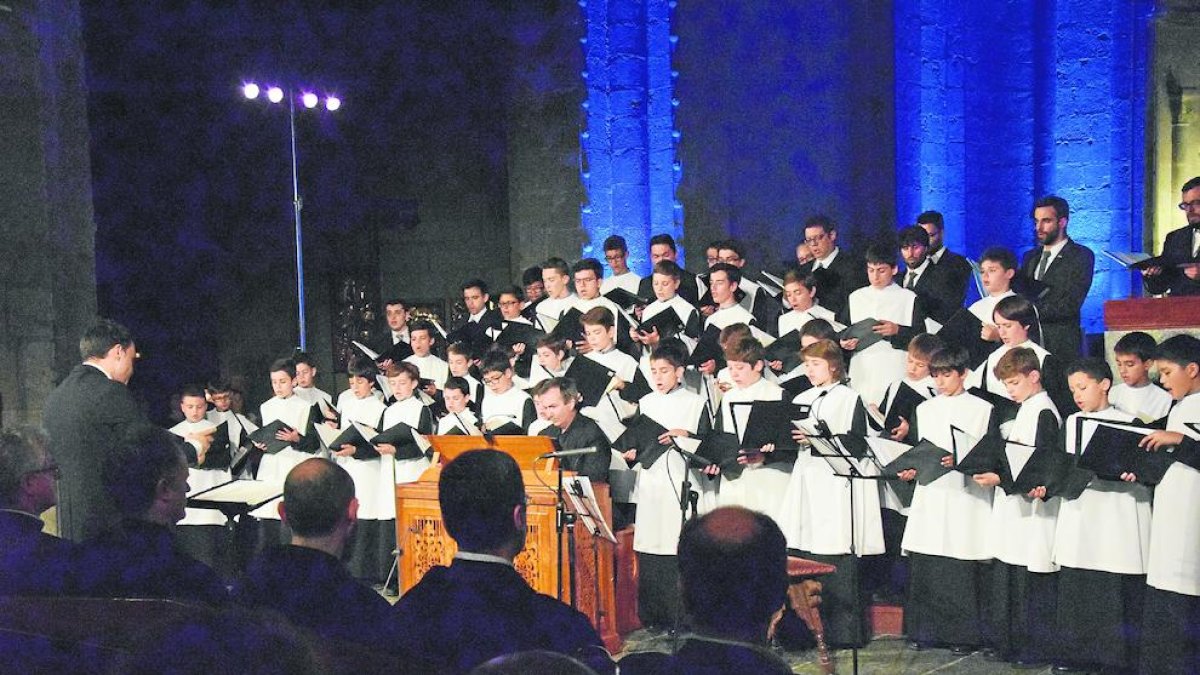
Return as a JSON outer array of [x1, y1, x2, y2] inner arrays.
[[915, 210, 972, 309], [898, 225, 962, 325], [1143, 176, 1200, 297], [1019, 195, 1095, 358]]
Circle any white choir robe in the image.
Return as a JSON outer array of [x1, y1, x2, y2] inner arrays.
[[251, 395, 319, 520], [780, 383, 884, 556], [1147, 391, 1200, 596], [900, 392, 995, 560], [640, 296, 700, 356], [988, 390, 1061, 573], [437, 408, 480, 435], [1053, 406, 1151, 574], [715, 377, 789, 520], [294, 385, 333, 408], [379, 396, 433, 518], [575, 295, 630, 328], [582, 349, 641, 455], [169, 419, 231, 526], [601, 271, 642, 296], [965, 339, 1051, 402], [967, 290, 1015, 327], [777, 304, 843, 336], [206, 409, 259, 479], [535, 293, 579, 329], [480, 386, 535, 431], [404, 354, 450, 388], [704, 303, 756, 332], [1109, 382, 1172, 422], [632, 387, 711, 555], [875, 376, 936, 516], [526, 358, 571, 389], [333, 390, 390, 520], [844, 284, 918, 407]]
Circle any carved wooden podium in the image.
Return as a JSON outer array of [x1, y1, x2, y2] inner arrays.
[[395, 435, 621, 652]]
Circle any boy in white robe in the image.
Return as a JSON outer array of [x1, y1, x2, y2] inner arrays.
[[205, 379, 259, 479], [838, 244, 925, 407], [479, 354, 536, 431], [973, 347, 1062, 666], [897, 345, 996, 652], [403, 321, 449, 394], [620, 342, 712, 628], [777, 269, 843, 337], [168, 385, 229, 570], [967, 246, 1019, 346], [292, 351, 334, 411], [1109, 331, 1173, 422], [580, 306, 646, 444], [966, 294, 1073, 417], [703, 264, 757, 333], [1134, 335, 1200, 674], [436, 377, 480, 435], [781, 338, 877, 647], [380, 362, 434, 489], [1051, 358, 1150, 673], [250, 358, 321, 525], [331, 357, 390, 582]]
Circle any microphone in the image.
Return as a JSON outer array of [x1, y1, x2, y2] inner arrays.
[[539, 447, 598, 458]]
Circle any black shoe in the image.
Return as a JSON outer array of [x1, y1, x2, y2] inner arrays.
[[950, 644, 976, 656]]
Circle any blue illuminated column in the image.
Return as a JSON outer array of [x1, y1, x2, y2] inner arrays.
[[579, 0, 682, 275], [894, 0, 1152, 334]]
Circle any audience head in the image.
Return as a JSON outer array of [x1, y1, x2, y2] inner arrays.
[[678, 506, 788, 643], [1032, 195, 1070, 246], [471, 651, 599, 675], [105, 426, 189, 525], [279, 458, 357, 549], [915, 210, 946, 252], [439, 449, 527, 558], [80, 318, 137, 384], [0, 426, 57, 515], [802, 215, 837, 260]]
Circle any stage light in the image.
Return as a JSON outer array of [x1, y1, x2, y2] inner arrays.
[[267, 86, 284, 103], [242, 83, 260, 100], [301, 92, 318, 109], [325, 96, 341, 112]]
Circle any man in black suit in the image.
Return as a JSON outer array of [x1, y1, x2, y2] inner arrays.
[[0, 427, 75, 596], [532, 378, 611, 484], [391, 449, 608, 673], [235, 458, 398, 650], [899, 225, 962, 325], [1020, 195, 1095, 358], [638, 233, 703, 306], [916, 210, 973, 308], [797, 214, 866, 318], [619, 507, 792, 674], [1143, 176, 1200, 296], [448, 278, 503, 355], [42, 319, 210, 542]]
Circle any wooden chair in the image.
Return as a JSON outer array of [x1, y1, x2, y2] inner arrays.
[[785, 555, 837, 675]]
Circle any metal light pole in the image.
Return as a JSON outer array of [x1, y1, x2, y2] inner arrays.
[[242, 82, 341, 350]]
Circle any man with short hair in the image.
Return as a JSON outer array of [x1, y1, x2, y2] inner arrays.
[[796, 215, 865, 317], [384, 298, 411, 345], [43, 319, 210, 542], [73, 427, 227, 605], [704, 263, 756, 332], [898, 224, 963, 325], [717, 239, 778, 328], [1019, 195, 1095, 357], [637, 234, 703, 305], [538, 257, 580, 326], [234, 458, 397, 649], [915, 210, 972, 308], [601, 234, 643, 295], [392, 449, 606, 672], [620, 506, 791, 674], [533, 378, 612, 483], [449, 278, 502, 355], [1143, 176, 1200, 297], [0, 427, 75, 596]]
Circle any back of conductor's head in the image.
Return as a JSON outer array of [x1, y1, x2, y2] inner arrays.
[[280, 457, 356, 538], [439, 449, 526, 556], [678, 506, 788, 642]]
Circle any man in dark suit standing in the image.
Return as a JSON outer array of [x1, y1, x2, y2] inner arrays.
[[42, 319, 210, 542], [392, 449, 607, 673], [899, 225, 962, 325], [916, 210, 973, 308], [796, 214, 865, 318], [637, 233, 703, 306], [1020, 195, 1095, 358], [448, 278, 503, 355], [1143, 176, 1200, 297], [533, 378, 612, 484]]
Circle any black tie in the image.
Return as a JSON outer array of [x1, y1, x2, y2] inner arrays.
[[905, 271, 917, 290]]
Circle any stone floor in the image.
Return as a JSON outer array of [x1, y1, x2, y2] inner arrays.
[[617, 629, 1062, 674]]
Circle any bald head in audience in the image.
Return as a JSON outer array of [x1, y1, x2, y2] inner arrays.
[[678, 506, 788, 644], [279, 457, 358, 557]]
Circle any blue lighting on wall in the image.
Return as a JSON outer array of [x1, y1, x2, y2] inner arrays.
[[579, 0, 682, 275], [894, 0, 1154, 334]]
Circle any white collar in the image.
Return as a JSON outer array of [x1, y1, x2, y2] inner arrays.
[[929, 247, 946, 264], [1042, 237, 1069, 258], [84, 361, 114, 380], [813, 247, 840, 268], [906, 258, 931, 277], [468, 309, 487, 323], [454, 551, 515, 568]]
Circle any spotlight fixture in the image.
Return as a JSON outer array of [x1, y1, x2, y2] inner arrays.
[[267, 86, 284, 103], [242, 82, 260, 100], [325, 96, 341, 112], [301, 92, 318, 109]]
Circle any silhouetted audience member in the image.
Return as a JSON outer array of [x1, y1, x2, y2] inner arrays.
[[72, 427, 227, 604], [0, 427, 75, 596], [392, 449, 609, 673], [470, 650, 599, 675], [234, 458, 397, 650], [620, 507, 792, 674]]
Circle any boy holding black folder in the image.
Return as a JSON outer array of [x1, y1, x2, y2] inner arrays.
[[1051, 358, 1149, 674], [1136, 334, 1200, 675], [206, 378, 259, 478], [250, 358, 321, 523], [974, 347, 1062, 667], [777, 270, 842, 337], [896, 345, 997, 653], [630, 260, 700, 353], [1109, 331, 1173, 422], [168, 385, 230, 567], [380, 362, 434, 487], [780, 338, 878, 647], [436, 377, 480, 435], [873, 334, 940, 444], [329, 357, 392, 582], [622, 342, 713, 628]]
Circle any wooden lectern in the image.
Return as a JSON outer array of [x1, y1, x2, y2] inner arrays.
[[395, 435, 621, 652]]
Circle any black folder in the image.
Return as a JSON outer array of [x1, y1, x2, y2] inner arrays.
[[637, 308, 684, 339], [197, 422, 232, 470], [1002, 443, 1092, 499], [764, 330, 804, 374], [838, 318, 886, 351], [880, 383, 929, 434], [549, 307, 585, 343], [614, 414, 670, 469], [564, 356, 617, 408], [696, 431, 743, 478], [373, 422, 431, 461], [319, 423, 381, 461], [249, 420, 297, 455], [688, 328, 725, 369], [937, 308, 993, 367], [495, 321, 546, 351], [950, 426, 1006, 475], [780, 374, 814, 399], [881, 439, 953, 486], [967, 387, 1020, 426], [730, 401, 804, 453], [482, 416, 525, 436], [605, 288, 653, 311], [1078, 421, 1175, 485]]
